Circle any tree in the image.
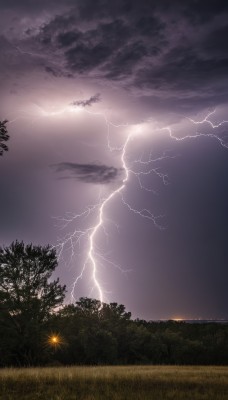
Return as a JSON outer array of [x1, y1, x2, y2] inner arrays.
[[0, 241, 66, 365], [75, 297, 101, 316], [0, 120, 9, 156]]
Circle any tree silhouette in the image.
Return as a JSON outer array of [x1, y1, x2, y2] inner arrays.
[[0, 241, 66, 365], [0, 120, 9, 156]]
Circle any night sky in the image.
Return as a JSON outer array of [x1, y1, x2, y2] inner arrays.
[[1, 0, 228, 320]]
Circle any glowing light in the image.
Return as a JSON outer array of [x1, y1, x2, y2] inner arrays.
[[47, 334, 63, 348]]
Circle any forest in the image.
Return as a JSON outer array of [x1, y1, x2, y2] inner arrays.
[[0, 241, 228, 367]]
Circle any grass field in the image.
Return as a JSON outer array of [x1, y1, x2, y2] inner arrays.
[[0, 365, 227, 400]]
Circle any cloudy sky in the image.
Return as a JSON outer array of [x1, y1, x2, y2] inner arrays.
[[1, 0, 228, 320]]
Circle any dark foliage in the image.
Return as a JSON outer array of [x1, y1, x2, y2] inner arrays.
[[0, 241, 66, 365], [48, 300, 228, 366], [0, 242, 227, 366], [0, 120, 9, 156]]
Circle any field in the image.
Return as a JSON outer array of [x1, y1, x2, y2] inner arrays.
[[0, 365, 227, 400]]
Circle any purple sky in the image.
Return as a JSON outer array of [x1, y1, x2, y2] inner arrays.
[[1, 0, 228, 320]]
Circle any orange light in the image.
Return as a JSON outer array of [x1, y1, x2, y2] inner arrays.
[[47, 334, 63, 348]]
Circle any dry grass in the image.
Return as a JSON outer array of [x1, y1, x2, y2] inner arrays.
[[0, 365, 227, 399]]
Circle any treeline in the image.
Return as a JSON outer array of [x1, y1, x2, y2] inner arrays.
[[47, 299, 228, 366], [0, 241, 228, 366], [2, 297, 228, 367]]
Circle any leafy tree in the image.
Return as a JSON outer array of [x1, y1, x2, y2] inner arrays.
[[75, 297, 101, 316], [0, 241, 66, 365], [101, 302, 131, 322], [0, 120, 9, 156]]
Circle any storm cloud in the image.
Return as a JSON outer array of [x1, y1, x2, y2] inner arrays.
[[52, 162, 120, 184], [70, 93, 101, 108], [0, 0, 226, 114]]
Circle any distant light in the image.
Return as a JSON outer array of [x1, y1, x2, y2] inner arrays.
[[172, 318, 184, 322], [47, 334, 63, 348]]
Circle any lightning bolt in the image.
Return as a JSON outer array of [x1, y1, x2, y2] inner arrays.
[[81, 131, 132, 304], [187, 109, 228, 130], [7, 104, 228, 305], [165, 109, 228, 148], [58, 107, 228, 304], [44, 102, 171, 304], [54, 116, 164, 304]]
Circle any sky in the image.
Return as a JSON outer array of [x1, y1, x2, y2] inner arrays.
[[0, 0, 228, 320]]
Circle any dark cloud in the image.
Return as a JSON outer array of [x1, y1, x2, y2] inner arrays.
[[17, 0, 226, 111], [0, 0, 228, 113], [75, 0, 228, 25], [57, 30, 81, 47], [65, 42, 112, 73], [104, 41, 149, 80], [52, 162, 120, 184], [202, 25, 228, 56], [135, 15, 165, 38], [70, 93, 101, 108], [181, 0, 228, 24], [135, 46, 228, 93], [0, 0, 76, 13], [39, 14, 77, 45], [60, 19, 132, 74], [36, 13, 165, 77]]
